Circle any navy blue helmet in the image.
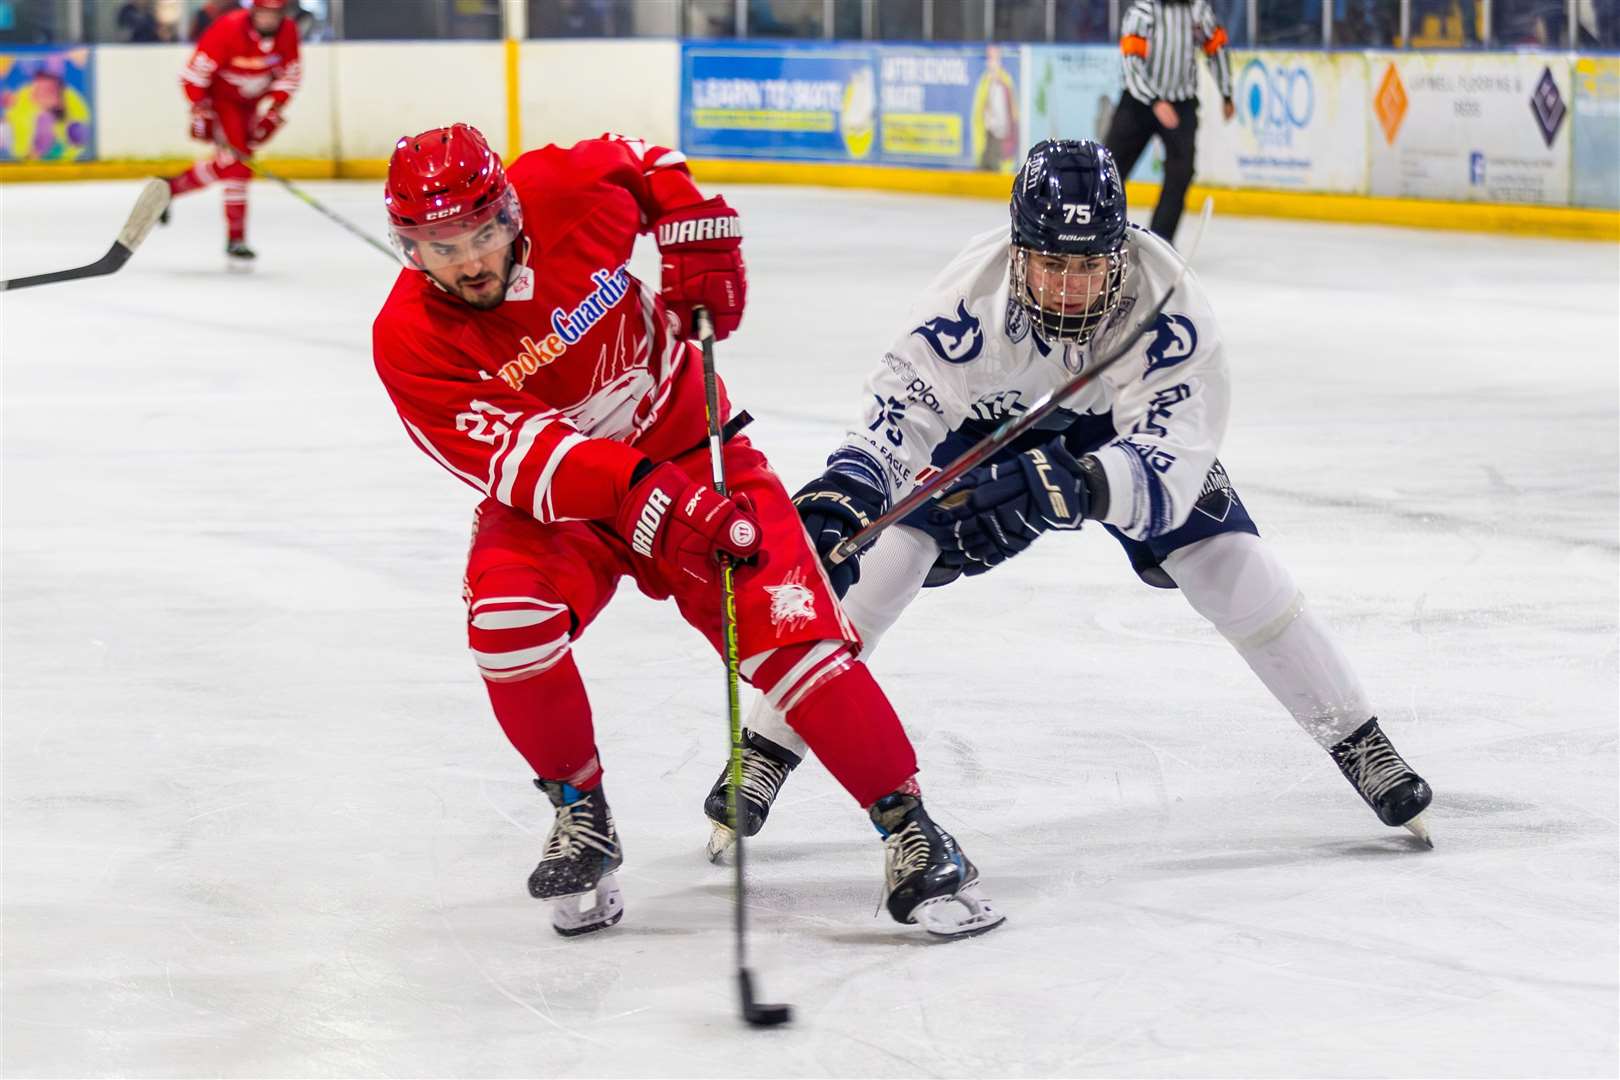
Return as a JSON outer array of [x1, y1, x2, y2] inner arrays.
[[1008, 139, 1130, 344]]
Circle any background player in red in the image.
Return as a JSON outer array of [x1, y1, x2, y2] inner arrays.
[[160, 0, 301, 264], [370, 125, 1004, 939]]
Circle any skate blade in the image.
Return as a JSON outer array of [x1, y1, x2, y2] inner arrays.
[[706, 821, 736, 864], [1403, 812, 1435, 849], [549, 874, 624, 937], [915, 885, 1006, 940]]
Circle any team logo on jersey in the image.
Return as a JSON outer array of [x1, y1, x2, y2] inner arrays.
[[1143, 314, 1198, 377], [911, 300, 984, 365], [1194, 460, 1237, 522], [969, 390, 1026, 423], [1004, 297, 1030, 344], [505, 264, 535, 301], [765, 568, 817, 632]]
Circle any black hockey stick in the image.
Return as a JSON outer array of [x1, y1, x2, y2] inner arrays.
[[694, 306, 793, 1030], [235, 154, 400, 264], [0, 177, 170, 292], [828, 199, 1214, 566]]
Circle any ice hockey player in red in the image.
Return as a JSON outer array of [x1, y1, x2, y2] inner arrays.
[[160, 0, 301, 265], [370, 125, 1005, 939]]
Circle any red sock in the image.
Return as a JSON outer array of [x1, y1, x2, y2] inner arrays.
[[483, 651, 602, 789], [167, 163, 211, 197], [222, 180, 247, 244], [784, 660, 917, 807]]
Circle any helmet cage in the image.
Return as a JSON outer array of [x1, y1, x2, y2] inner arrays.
[[1009, 243, 1130, 345], [389, 183, 523, 273]]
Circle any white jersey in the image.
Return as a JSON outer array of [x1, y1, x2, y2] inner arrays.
[[826, 225, 1229, 541]]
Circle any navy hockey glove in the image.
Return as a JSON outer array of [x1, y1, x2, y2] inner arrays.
[[792, 472, 883, 598], [924, 440, 1096, 576]]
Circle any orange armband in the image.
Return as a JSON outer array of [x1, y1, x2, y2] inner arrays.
[[1121, 34, 1149, 57]]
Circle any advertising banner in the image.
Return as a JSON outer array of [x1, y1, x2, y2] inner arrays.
[[1366, 52, 1572, 204], [1024, 44, 1161, 183], [1196, 50, 1368, 193], [681, 41, 1022, 171], [0, 46, 95, 163], [1571, 57, 1619, 210]]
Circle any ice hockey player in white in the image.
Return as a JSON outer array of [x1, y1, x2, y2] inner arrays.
[[704, 139, 1434, 857]]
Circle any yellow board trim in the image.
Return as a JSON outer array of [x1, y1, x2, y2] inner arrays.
[[5, 156, 1615, 242], [504, 37, 522, 164], [0, 158, 390, 183]]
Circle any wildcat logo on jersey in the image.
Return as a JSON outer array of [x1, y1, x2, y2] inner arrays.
[[912, 300, 984, 364], [1144, 314, 1198, 376], [765, 568, 817, 632]]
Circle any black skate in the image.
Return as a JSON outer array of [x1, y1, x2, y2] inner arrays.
[[225, 241, 256, 271], [703, 729, 801, 862], [870, 791, 1005, 939], [529, 779, 625, 936], [1331, 717, 1434, 847]]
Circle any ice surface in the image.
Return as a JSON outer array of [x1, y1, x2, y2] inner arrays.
[[3, 178, 1617, 1078]]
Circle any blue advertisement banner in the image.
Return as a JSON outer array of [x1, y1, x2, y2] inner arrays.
[[0, 45, 95, 163], [1025, 45, 1161, 183], [681, 41, 1021, 171]]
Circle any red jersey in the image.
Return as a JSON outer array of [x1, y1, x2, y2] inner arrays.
[[180, 8, 301, 110], [372, 136, 725, 526]]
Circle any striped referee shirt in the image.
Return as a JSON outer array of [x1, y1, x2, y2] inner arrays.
[[1120, 0, 1234, 105]]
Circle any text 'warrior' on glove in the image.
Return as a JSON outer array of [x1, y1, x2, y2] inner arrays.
[[924, 440, 1098, 576], [655, 195, 746, 340], [613, 461, 760, 586]]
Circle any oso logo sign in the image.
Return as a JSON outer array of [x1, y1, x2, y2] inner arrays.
[[1238, 58, 1315, 150], [1143, 314, 1198, 376], [912, 300, 985, 364]]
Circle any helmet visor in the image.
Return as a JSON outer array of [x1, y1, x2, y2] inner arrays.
[[390, 184, 523, 273], [1009, 245, 1129, 345]]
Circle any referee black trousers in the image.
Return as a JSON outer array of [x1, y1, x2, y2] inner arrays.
[[1103, 94, 1199, 245]]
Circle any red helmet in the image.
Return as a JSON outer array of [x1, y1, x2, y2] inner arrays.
[[252, 0, 290, 10], [385, 124, 523, 272]]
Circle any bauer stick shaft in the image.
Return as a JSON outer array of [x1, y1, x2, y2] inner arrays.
[[693, 307, 792, 1029], [829, 199, 1214, 566], [0, 178, 170, 292]]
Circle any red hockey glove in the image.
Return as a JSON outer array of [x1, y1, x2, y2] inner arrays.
[[249, 107, 284, 150], [614, 461, 760, 584], [189, 101, 216, 143], [655, 195, 746, 341]]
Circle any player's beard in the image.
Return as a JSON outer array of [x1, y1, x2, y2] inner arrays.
[[451, 249, 515, 311]]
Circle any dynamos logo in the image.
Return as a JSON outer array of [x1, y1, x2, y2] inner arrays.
[[911, 300, 984, 364], [494, 263, 631, 391]]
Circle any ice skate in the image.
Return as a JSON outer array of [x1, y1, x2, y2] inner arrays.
[[869, 791, 1005, 939], [225, 241, 256, 271], [1330, 717, 1434, 847], [529, 779, 625, 936], [703, 729, 801, 861]]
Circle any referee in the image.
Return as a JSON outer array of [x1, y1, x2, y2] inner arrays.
[[1104, 0, 1235, 245]]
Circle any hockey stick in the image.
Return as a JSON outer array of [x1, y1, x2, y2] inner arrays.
[[0, 177, 170, 292], [828, 199, 1214, 566], [694, 306, 793, 1030], [237, 155, 400, 264]]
